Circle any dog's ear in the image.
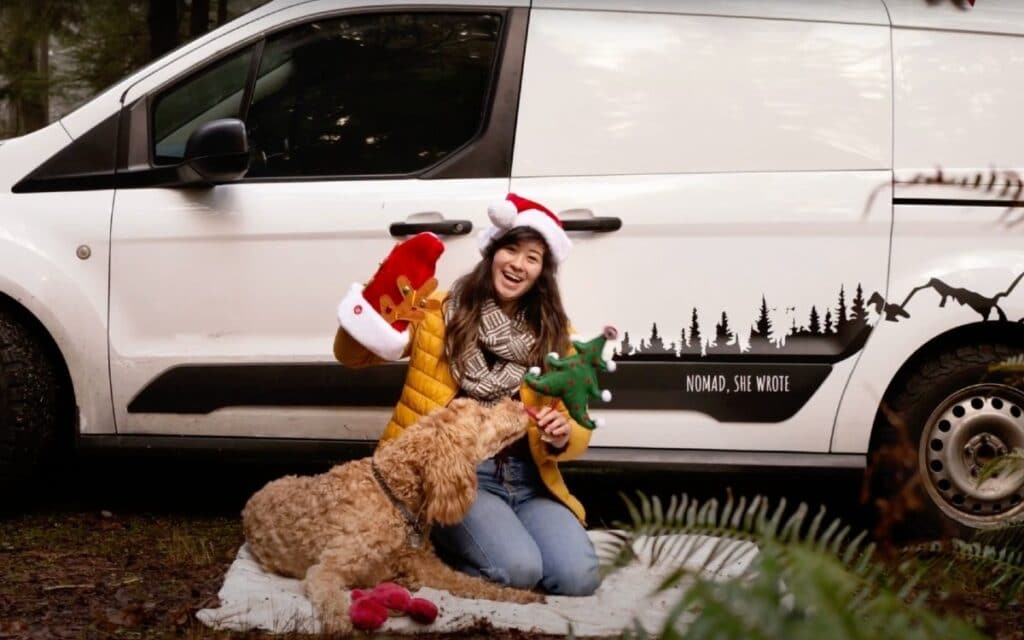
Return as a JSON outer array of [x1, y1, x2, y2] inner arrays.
[[421, 426, 478, 526]]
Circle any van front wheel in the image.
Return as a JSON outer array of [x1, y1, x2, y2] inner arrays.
[[872, 343, 1024, 537], [0, 312, 65, 505]]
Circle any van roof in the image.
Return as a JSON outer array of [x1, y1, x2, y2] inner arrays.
[[533, 0, 1024, 36]]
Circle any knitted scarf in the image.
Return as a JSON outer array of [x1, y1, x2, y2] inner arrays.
[[444, 290, 535, 404]]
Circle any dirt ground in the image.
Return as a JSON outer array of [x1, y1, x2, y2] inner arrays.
[[1, 454, 1019, 639], [0, 508, 571, 640]]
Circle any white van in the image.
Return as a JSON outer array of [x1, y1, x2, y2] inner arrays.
[[1, 0, 1022, 532]]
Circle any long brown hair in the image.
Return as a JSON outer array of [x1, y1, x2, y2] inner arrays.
[[444, 227, 570, 369]]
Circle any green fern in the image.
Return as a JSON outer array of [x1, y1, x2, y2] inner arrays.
[[603, 492, 986, 639], [909, 529, 1024, 607]]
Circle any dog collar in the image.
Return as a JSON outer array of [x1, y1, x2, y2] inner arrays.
[[371, 459, 425, 548]]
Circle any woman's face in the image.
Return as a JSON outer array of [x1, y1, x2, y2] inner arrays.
[[491, 238, 546, 306]]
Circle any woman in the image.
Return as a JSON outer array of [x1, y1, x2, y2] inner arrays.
[[333, 194, 601, 597]]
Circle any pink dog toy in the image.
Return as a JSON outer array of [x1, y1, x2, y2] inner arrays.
[[349, 582, 439, 630]]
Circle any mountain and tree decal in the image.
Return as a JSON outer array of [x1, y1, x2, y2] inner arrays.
[[614, 272, 1024, 365], [598, 271, 1023, 421]]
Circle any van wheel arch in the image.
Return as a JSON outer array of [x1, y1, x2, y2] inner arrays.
[[866, 321, 1024, 537], [0, 292, 76, 505]]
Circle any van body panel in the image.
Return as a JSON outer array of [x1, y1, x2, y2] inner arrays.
[[893, 26, 1024, 178], [832, 202, 1024, 453], [106, 3, 526, 438], [108, 178, 508, 438], [1, 124, 115, 435], [513, 7, 892, 453], [510, 172, 891, 452], [513, 9, 892, 177]]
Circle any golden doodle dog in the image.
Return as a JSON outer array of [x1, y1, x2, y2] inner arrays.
[[242, 397, 543, 632]]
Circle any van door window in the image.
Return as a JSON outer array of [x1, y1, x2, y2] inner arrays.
[[152, 46, 255, 165], [244, 12, 501, 178]]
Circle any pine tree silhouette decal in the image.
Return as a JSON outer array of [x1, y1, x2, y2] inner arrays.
[[851, 284, 867, 325], [642, 323, 671, 355], [607, 272, 1017, 363], [712, 311, 734, 352], [617, 331, 634, 358], [836, 285, 848, 334], [808, 305, 821, 335], [688, 308, 702, 355], [748, 295, 774, 353]]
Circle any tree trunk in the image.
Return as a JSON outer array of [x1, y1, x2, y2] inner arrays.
[[189, 0, 210, 38], [20, 32, 49, 132], [148, 0, 180, 60], [6, 8, 50, 135], [216, 0, 227, 26]]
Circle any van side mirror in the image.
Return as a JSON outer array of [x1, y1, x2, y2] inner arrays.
[[178, 118, 250, 185]]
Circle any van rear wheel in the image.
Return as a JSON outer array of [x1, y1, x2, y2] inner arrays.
[[871, 343, 1024, 538], [0, 312, 65, 505]]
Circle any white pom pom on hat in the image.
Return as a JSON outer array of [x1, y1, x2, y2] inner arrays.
[[479, 193, 572, 264], [487, 199, 519, 228]]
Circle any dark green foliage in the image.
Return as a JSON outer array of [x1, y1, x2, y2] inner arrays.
[[601, 492, 987, 639]]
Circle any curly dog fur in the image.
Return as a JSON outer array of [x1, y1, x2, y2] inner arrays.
[[242, 398, 543, 632]]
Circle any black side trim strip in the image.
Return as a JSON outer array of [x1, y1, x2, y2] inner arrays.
[[128, 363, 406, 414], [129, 360, 831, 423], [893, 197, 1024, 207], [77, 434, 375, 465]]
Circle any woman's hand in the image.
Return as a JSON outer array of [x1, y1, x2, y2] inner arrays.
[[535, 406, 571, 449]]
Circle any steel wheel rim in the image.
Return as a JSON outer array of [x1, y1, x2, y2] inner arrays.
[[920, 384, 1024, 527]]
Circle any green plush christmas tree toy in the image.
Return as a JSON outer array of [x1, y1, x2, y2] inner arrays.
[[524, 326, 619, 430]]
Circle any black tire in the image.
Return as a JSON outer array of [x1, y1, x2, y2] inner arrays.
[[0, 312, 66, 505], [868, 342, 1024, 540]]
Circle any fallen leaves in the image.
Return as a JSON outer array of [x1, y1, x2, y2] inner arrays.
[[0, 512, 241, 638]]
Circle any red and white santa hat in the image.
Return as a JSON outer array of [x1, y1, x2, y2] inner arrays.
[[479, 193, 572, 264]]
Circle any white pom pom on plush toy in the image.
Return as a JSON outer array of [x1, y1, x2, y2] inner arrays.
[[487, 199, 519, 228]]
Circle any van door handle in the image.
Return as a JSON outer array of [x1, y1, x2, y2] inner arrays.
[[389, 220, 474, 237], [562, 217, 622, 233]]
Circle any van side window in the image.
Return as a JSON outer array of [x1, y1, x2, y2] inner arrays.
[[152, 46, 255, 165], [244, 12, 501, 178]]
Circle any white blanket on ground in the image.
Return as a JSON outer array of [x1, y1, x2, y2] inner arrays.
[[196, 531, 757, 636]]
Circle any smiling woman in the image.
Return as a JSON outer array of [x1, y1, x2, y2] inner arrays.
[[334, 193, 602, 597]]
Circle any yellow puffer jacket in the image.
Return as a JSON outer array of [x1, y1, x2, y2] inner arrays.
[[333, 294, 591, 523]]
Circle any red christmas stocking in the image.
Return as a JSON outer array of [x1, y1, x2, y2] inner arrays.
[[337, 232, 445, 360]]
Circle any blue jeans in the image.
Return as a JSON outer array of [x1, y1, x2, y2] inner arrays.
[[431, 457, 601, 596]]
